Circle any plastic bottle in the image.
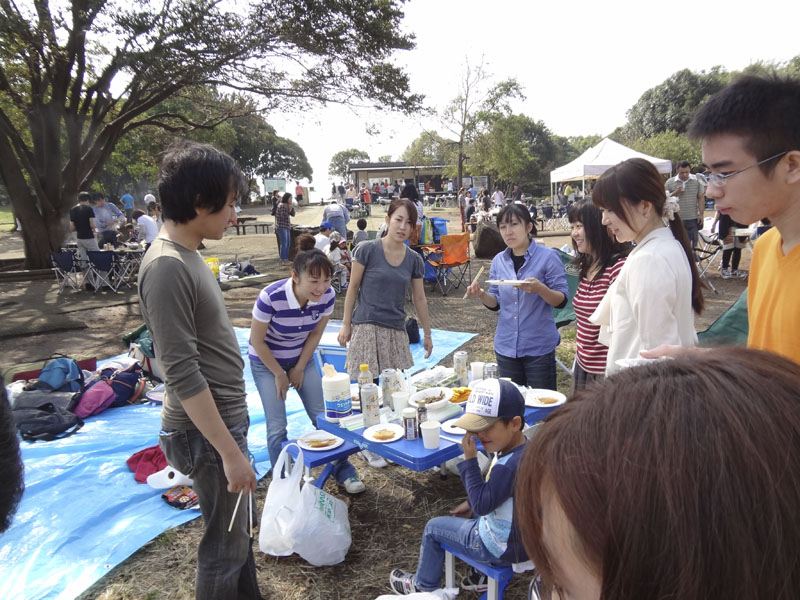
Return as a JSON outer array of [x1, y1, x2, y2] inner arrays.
[[357, 363, 373, 411]]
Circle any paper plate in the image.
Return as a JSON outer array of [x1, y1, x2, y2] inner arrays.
[[615, 357, 664, 370], [486, 279, 526, 286], [525, 389, 567, 408], [409, 386, 454, 407], [363, 423, 404, 443], [297, 431, 345, 452], [441, 418, 466, 436]]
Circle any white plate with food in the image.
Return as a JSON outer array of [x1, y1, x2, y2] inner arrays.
[[487, 279, 526, 286], [409, 386, 454, 408], [297, 431, 345, 452], [363, 423, 404, 443], [525, 389, 567, 408], [441, 418, 467, 436]]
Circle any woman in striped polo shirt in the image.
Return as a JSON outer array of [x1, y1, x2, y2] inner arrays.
[[249, 236, 364, 493], [568, 199, 630, 391]]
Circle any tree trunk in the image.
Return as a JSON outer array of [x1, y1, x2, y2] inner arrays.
[[13, 199, 70, 270]]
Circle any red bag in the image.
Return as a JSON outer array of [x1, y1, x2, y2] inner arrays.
[[74, 380, 115, 418]]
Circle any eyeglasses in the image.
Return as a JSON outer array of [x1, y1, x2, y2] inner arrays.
[[703, 151, 787, 187], [529, 572, 563, 600]]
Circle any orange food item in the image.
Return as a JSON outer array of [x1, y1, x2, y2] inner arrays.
[[307, 438, 336, 448], [372, 428, 396, 440], [538, 397, 558, 404]]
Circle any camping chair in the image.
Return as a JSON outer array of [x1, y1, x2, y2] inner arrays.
[[86, 251, 132, 293], [694, 230, 722, 294], [698, 288, 748, 347], [51, 250, 83, 292], [426, 233, 471, 296], [552, 249, 580, 380]]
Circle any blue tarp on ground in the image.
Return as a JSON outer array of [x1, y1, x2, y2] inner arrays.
[[0, 324, 474, 600]]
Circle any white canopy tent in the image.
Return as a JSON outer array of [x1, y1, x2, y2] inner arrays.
[[549, 137, 672, 198]]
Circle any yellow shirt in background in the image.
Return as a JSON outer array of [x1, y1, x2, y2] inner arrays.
[[747, 227, 800, 364]]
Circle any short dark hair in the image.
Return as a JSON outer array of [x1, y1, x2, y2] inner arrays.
[[293, 247, 334, 280], [496, 203, 537, 237], [516, 347, 800, 600], [78, 191, 91, 203], [0, 376, 24, 533], [357, 218, 367, 230], [131, 209, 145, 220], [147, 201, 159, 213], [688, 74, 800, 175], [157, 140, 244, 224], [677, 160, 691, 169], [567, 199, 630, 279], [400, 183, 420, 202], [592, 158, 703, 314]]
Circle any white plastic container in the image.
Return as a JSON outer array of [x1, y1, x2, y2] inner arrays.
[[322, 371, 352, 422]]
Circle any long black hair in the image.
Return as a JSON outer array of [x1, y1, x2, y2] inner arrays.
[[567, 199, 630, 280]]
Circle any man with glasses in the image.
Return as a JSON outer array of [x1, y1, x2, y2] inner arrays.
[[665, 160, 705, 248], [645, 75, 800, 365]]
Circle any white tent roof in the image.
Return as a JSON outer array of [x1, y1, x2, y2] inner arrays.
[[550, 137, 672, 183]]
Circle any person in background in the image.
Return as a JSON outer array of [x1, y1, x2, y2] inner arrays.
[[294, 181, 304, 204], [352, 218, 369, 247], [270, 189, 279, 217], [665, 160, 705, 249], [331, 182, 337, 199], [397, 184, 423, 245], [712, 209, 748, 279], [0, 375, 25, 534], [466, 204, 568, 389], [390, 379, 529, 594], [511, 184, 522, 203], [465, 197, 477, 233], [344, 183, 357, 207], [69, 191, 99, 285], [458, 187, 468, 232], [92, 192, 124, 248], [249, 235, 364, 493], [275, 192, 295, 266], [491, 186, 505, 208], [314, 221, 333, 250], [590, 158, 703, 375], [516, 348, 800, 600], [139, 140, 261, 599], [117, 223, 136, 244], [120, 191, 135, 223], [568, 199, 630, 391], [481, 188, 491, 211], [337, 182, 346, 201], [323, 199, 350, 239], [132, 209, 159, 244], [325, 231, 350, 289], [147, 201, 163, 230], [359, 182, 372, 215]]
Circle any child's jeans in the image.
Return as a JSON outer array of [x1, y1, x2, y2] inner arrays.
[[414, 516, 502, 591]]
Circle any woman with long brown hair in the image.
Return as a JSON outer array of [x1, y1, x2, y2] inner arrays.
[[516, 347, 800, 600], [590, 158, 702, 375]]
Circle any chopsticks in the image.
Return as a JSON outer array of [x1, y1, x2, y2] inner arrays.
[[228, 457, 256, 537], [462, 266, 485, 299], [440, 434, 464, 445]]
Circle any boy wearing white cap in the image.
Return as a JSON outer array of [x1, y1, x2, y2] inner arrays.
[[390, 379, 529, 594]]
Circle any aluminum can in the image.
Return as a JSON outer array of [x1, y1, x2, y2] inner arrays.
[[380, 369, 401, 411], [454, 351, 469, 386], [484, 362, 498, 379], [361, 383, 381, 427], [402, 407, 418, 440], [416, 404, 428, 436]]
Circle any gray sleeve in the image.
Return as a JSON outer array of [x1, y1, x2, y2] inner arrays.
[[353, 238, 374, 266], [409, 248, 424, 279], [139, 257, 209, 402]]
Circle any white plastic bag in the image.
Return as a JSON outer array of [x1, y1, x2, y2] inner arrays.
[[375, 589, 459, 600], [291, 480, 352, 566], [259, 443, 304, 556]]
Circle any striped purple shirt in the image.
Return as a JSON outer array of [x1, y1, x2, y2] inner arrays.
[[248, 278, 335, 366]]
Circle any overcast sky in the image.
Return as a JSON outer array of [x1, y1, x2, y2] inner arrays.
[[275, 0, 799, 198]]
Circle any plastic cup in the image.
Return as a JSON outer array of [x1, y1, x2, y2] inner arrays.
[[470, 362, 485, 382], [392, 391, 410, 414], [420, 421, 441, 450]]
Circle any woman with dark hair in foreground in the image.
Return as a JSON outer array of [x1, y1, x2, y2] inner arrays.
[[516, 347, 800, 600]]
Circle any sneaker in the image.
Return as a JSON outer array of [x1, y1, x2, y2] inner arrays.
[[361, 450, 387, 468], [461, 567, 488, 592], [735, 269, 748, 278], [343, 476, 365, 494], [389, 569, 417, 595], [721, 268, 732, 279]]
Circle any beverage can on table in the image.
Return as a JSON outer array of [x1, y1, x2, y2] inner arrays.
[[380, 369, 401, 412], [416, 404, 427, 436], [361, 383, 381, 427], [454, 351, 469, 386], [484, 363, 498, 379], [402, 407, 418, 440]]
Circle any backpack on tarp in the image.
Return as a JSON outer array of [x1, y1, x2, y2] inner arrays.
[[32, 354, 84, 393], [74, 361, 146, 418], [12, 397, 84, 441]]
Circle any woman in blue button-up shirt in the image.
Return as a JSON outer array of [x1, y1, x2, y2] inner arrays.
[[466, 204, 569, 389]]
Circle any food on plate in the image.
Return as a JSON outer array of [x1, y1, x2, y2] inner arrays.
[[372, 428, 396, 441], [449, 387, 472, 403], [306, 438, 337, 448], [538, 397, 559, 405]]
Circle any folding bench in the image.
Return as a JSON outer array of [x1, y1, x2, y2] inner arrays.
[[442, 542, 516, 600], [281, 440, 360, 488]]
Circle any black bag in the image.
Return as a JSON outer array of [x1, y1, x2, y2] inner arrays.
[[405, 317, 420, 344], [12, 400, 84, 442], [12, 389, 80, 413]]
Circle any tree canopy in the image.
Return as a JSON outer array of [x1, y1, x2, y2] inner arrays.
[[0, 0, 421, 268], [328, 149, 369, 180]]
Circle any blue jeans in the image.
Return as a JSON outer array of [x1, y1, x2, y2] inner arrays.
[[159, 417, 262, 600], [250, 358, 356, 483], [683, 218, 699, 249], [414, 516, 501, 591], [495, 350, 557, 390], [276, 228, 290, 260], [328, 215, 347, 239]]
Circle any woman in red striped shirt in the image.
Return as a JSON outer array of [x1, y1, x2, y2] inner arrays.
[[568, 199, 630, 391]]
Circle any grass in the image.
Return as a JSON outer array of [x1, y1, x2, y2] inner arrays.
[[0, 208, 15, 231]]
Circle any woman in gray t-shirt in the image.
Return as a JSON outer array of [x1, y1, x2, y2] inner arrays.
[[338, 199, 433, 380]]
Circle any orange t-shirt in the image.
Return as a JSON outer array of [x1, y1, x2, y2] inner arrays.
[[747, 227, 800, 364], [295, 185, 303, 197]]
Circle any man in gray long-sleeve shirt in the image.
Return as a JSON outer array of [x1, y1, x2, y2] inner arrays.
[[138, 141, 263, 600]]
